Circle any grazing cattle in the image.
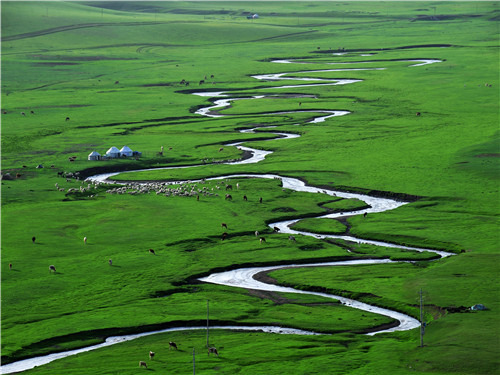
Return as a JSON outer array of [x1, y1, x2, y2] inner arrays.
[[363, 212, 367, 218], [197, 195, 200, 201], [219, 147, 224, 152], [225, 194, 232, 200], [259, 197, 263, 203], [9, 263, 12, 270], [288, 235, 296, 241], [243, 195, 247, 201], [30, 110, 35, 114], [65, 117, 70, 121], [83, 237, 87, 244], [210, 74, 214, 79], [273, 226, 280, 232], [221, 223, 228, 229], [49, 265, 56, 273], [149, 249, 156, 255], [109, 259, 113, 266], [208, 347, 219, 356], [115, 81, 119, 84], [149, 351, 155, 360], [169, 341, 178, 350], [2, 111, 6, 114], [255, 231, 259, 237], [416, 112, 421, 117], [199, 80, 205, 85], [21, 112, 25, 116], [139, 361, 147, 368], [259, 237, 266, 244], [221, 232, 228, 241], [16, 173, 22, 178], [32, 236, 36, 244], [225, 184, 232, 190]]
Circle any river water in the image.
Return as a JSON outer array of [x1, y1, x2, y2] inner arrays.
[[2, 54, 446, 374]]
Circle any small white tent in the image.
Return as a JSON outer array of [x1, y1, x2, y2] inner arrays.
[[88, 151, 101, 161], [120, 146, 133, 157], [106, 146, 120, 158]]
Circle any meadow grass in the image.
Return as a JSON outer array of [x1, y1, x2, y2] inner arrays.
[[1, 1, 499, 374]]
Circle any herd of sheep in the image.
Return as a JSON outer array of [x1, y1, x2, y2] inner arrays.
[[104, 180, 222, 198], [57, 176, 247, 200]]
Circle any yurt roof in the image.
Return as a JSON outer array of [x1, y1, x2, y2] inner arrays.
[[89, 151, 101, 156], [120, 146, 133, 152], [106, 146, 120, 153]]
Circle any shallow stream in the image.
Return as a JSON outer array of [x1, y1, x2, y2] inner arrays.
[[2, 54, 447, 374]]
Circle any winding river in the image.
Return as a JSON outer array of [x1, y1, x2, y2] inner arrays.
[[2, 54, 449, 374]]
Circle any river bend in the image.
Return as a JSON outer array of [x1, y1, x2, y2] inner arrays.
[[2, 54, 448, 374]]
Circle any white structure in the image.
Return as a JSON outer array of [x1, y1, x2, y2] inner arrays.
[[120, 146, 133, 157], [88, 151, 101, 161], [105, 146, 120, 158]]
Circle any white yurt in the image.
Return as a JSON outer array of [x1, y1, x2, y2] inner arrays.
[[120, 145, 133, 157], [88, 151, 101, 161], [106, 146, 120, 158]]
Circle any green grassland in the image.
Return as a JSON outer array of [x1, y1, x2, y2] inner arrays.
[[1, 1, 499, 374]]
